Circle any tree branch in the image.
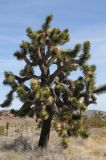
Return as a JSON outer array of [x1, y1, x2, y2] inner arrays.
[[23, 55, 32, 65], [47, 56, 57, 68], [15, 75, 41, 83], [37, 47, 48, 76], [48, 59, 79, 85]]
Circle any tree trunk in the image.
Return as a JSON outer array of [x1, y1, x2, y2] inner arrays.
[[38, 115, 52, 148]]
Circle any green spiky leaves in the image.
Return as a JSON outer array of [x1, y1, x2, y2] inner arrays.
[[14, 51, 24, 60], [94, 84, 106, 95], [42, 14, 53, 30], [81, 65, 96, 93], [3, 72, 15, 86], [20, 65, 34, 77], [54, 82, 64, 96], [39, 109, 49, 120], [71, 43, 81, 57], [16, 85, 29, 102], [47, 28, 70, 45], [79, 41, 91, 65], [30, 78, 40, 90], [83, 65, 96, 76], [1, 90, 14, 107], [30, 80, 54, 106]]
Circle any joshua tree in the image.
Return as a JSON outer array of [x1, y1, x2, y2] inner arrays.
[[1, 15, 106, 148]]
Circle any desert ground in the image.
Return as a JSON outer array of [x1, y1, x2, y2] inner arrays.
[[0, 111, 106, 160]]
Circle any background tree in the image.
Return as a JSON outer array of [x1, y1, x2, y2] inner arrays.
[[1, 15, 106, 148]]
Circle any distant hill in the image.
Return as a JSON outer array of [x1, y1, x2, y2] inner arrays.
[[0, 109, 106, 121], [85, 110, 106, 119]]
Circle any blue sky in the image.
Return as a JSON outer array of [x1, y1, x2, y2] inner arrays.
[[0, 0, 106, 111]]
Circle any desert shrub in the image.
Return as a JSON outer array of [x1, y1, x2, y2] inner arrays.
[[0, 125, 5, 135], [83, 112, 106, 128], [2, 135, 32, 152]]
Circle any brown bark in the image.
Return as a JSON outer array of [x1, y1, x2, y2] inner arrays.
[[38, 115, 52, 148]]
